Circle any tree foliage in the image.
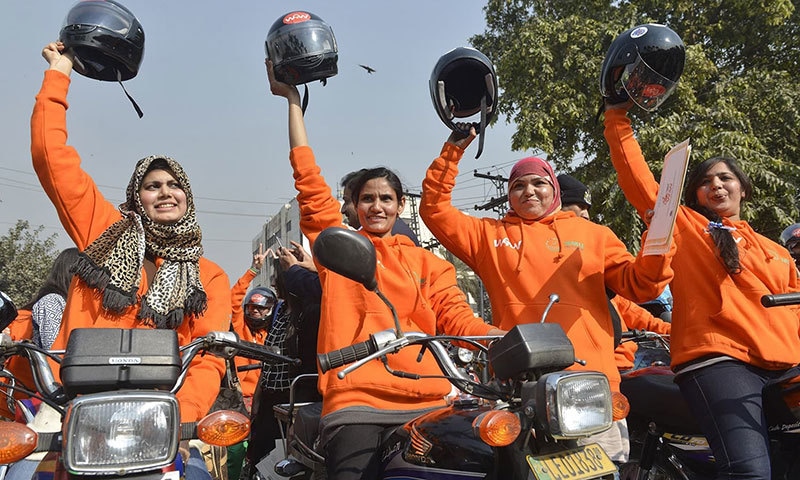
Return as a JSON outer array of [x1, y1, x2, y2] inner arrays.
[[0, 220, 60, 306], [472, 0, 800, 247]]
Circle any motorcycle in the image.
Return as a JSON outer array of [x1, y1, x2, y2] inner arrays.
[[262, 227, 620, 480], [0, 315, 297, 480], [619, 292, 800, 480]]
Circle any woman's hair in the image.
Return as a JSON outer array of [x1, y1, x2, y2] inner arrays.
[[683, 156, 752, 274], [347, 167, 405, 205], [24, 247, 81, 309]]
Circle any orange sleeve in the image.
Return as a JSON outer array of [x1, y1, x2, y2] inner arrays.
[[290, 146, 346, 245], [230, 269, 261, 396], [612, 295, 671, 335], [420, 143, 490, 269], [30, 70, 121, 249], [603, 108, 660, 219], [175, 262, 230, 421]]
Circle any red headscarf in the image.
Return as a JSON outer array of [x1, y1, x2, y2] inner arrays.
[[508, 157, 561, 219]]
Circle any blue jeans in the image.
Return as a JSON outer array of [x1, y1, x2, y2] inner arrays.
[[675, 360, 788, 480]]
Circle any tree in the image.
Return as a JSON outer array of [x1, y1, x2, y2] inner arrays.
[[472, 0, 800, 248], [0, 220, 60, 306]]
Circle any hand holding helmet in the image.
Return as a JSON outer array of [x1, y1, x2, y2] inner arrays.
[[59, 0, 144, 82], [600, 23, 685, 112], [265, 11, 338, 86], [430, 47, 498, 159]]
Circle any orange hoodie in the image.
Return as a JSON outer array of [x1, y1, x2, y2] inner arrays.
[[31, 70, 230, 422], [290, 146, 494, 417], [604, 108, 800, 370], [611, 295, 671, 371], [421, 142, 675, 392], [230, 269, 268, 398]]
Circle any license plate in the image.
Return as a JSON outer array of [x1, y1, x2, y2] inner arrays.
[[527, 443, 617, 480]]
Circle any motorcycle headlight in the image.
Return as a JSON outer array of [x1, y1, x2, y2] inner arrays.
[[536, 371, 612, 439], [63, 391, 180, 475]]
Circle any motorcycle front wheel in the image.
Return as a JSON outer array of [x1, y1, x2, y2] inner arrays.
[[618, 459, 687, 480]]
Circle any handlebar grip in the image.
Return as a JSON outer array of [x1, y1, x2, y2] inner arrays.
[[761, 292, 800, 307], [318, 337, 378, 373]]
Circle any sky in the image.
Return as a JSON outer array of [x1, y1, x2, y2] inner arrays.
[[0, 1, 536, 282]]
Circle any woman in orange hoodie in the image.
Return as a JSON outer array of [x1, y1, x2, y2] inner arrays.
[[604, 101, 800, 479], [421, 125, 676, 463], [31, 42, 230, 423], [267, 61, 504, 480]]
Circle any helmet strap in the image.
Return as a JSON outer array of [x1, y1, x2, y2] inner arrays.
[[474, 95, 487, 159], [301, 84, 310, 115], [117, 70, 143, 118]]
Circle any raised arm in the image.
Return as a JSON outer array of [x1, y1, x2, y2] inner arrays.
[[602, 104, 660, 219], [31, 42, 120, 249], [420, 126, 488, 266]]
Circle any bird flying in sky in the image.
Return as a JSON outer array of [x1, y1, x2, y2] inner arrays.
[[359, 64, 376, 74]]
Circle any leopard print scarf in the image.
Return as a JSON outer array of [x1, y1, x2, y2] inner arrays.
[[71, 155, 206, 329]]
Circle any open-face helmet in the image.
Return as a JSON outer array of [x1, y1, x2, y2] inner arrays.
[[600, 23, 685, 111], [265, 11, 338, 86], [243, 287, 277, 331], [59, 0, 144, 82], [430, 47, 498, 158]]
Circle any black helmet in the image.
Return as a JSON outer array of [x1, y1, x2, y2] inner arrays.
[[59, 0, 144, 82], [265, 11, 338, 86], [430, 47, 498, 158], [600, 23, 685, 111], [780, 223, 800, 252], [243, 287, 277, 331]]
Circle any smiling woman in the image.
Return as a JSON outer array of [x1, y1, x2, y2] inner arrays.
[[603, 101, 800, 478], [30, 41, 231, 426]]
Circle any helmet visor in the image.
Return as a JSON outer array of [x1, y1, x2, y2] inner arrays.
[[266, 25, 336, 64], [63, 1, 133, 34], [620, 52, 678, 111]]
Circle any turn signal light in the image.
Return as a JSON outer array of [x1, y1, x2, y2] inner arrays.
[[473, 410, 521, 447], [612, 391, 630, 421], [197, 410, 250, 446], [0, 422, 38, 463]]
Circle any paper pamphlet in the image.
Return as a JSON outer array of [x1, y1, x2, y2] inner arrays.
[[642, 138, 691, 256]]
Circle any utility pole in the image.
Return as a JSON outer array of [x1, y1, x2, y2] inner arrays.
[[473, 170, 509, 217]]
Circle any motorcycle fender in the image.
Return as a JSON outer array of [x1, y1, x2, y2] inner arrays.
[[379, 405, 495, 473]]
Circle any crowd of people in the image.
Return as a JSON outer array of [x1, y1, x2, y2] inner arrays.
[[1, 32, 798, 480]]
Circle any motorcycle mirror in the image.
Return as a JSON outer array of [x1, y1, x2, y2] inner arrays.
[[313, 228, 378, 291], [0, 290, 18, 332]]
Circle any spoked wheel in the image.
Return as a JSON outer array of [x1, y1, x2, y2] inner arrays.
[[618, 459, 686, 480]]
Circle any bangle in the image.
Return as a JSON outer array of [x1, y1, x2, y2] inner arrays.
[[249, 267, 259, 274]]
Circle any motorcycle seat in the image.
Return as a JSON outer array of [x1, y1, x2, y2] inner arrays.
[[621, 373, 702, 434], [294, 402, 322, 448]]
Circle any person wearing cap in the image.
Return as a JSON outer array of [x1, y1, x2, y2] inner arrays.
[[557, 173, 593, 220], [421, 125, 676, 463]]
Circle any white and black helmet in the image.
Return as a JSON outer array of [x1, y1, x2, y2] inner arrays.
[[430, 47, 498, 159], [60, 0, 144, 82]]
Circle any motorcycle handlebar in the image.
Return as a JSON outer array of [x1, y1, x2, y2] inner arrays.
[[318, 336, 379, 373], [761, 293, 800, 307], [234, 339, 301, 367]]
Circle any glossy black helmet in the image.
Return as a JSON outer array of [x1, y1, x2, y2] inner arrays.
[[265, 11, 338, 86], [430, 47, 498, 158], [430, 47, 498, 131], [59, 0, 144, 82], [243, 286, 278, 331], [600, 23, 685, 111]]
